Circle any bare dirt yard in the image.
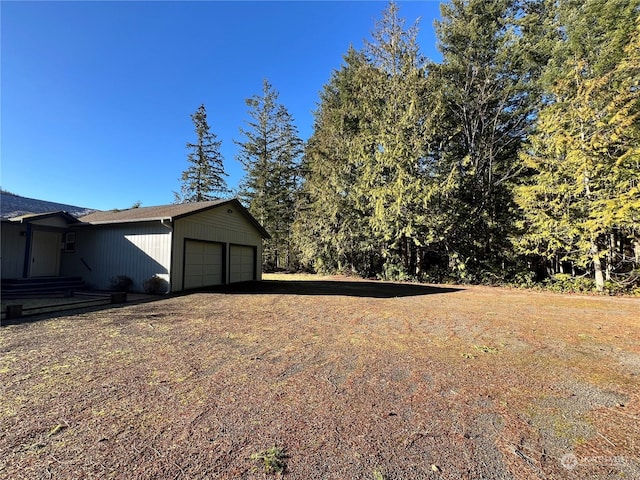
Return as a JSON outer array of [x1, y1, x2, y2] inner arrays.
[[1, 274, 639, 479]]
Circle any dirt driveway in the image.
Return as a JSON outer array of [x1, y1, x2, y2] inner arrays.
[[1, 274, 639, 479]]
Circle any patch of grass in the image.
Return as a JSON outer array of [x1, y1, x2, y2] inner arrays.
[[48, 423, 67, 437], [372, 469, 386, 480], [473, 344, 499, 354], [251, 446, 288, 474]]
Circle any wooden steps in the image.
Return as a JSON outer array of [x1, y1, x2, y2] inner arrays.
[[1, 277, 87, 298]]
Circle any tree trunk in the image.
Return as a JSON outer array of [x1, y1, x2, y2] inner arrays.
[[606, 233, 614, 282], [591, 241, 604, 292]]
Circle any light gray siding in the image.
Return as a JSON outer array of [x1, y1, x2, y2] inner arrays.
[[173, 206, 263, 290], [62, 223, 172, 292], [1, 223, 27, 278]]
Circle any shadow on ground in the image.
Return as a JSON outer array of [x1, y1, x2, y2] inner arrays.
[[1, 295, 162, 327], [208, 280, 463, 298], [1, 280, 462, 326]]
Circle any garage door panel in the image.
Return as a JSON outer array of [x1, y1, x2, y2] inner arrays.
[[203, 254, 222, 264], [230, 245, 255, 283], [185, 250, 203, 265], [202, 274, 219, 284], [184, 240, 223, 289], [184, 275, 202, 290], [185, 265, 203, 277]]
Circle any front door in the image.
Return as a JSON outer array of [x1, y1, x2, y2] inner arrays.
[[30, 230, 62, 277]]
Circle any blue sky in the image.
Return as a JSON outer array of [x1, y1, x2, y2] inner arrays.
[[2, 1, 442, 210]]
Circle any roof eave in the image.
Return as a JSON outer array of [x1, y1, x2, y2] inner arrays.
[[6, 211, 81, 224], [79, 217, 174, 226]]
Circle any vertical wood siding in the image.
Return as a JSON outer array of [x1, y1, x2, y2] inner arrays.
[[173, 206, 263, 290], [1, 223, 27, 279], [62, 223, 172, 291]]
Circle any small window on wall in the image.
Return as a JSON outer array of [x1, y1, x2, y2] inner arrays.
[[64, 232, 76, 253]]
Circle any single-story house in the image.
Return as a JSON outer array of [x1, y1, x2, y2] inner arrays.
[[1, 198, 270, 293]]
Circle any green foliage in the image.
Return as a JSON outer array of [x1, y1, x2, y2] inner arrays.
[[372, 469, 386, 480], [505, 269, 537, 289], [290, 0, 640, 294], [295, 3, 432, 279], [293, 48, 379, 277], [176, 104, 229, 203], [250, 446, 288, 474], [514, 2, 640, 291], [543, 274, 597, 294], [428, 0, 539, 281], [295, 0, 541, 283], [236, 80, 302, 271]]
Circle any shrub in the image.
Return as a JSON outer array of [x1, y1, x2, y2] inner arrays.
[[545, 273, 595, 293], [110, 275, 134, 292], [250, 446, 287, 475], [143, 275, 169, 294], [604, 269, 640, 295]]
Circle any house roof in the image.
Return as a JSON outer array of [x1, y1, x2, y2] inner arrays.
[[79, 199, 271, 238], [5, 211, 81, 224]]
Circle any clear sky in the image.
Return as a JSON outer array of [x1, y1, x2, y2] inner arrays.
[[2, 1, 442, 210]]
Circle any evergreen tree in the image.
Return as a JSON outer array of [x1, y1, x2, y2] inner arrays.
[[515, 2, 640, 291], [359, 1, 432, 279], [176, 104, 228, 203], [294, 48, 380, 275], [294, 3, 431, 279], [428, 0, 539, 281], [236, 80, 303, 270], [295, 0, 638, 290]]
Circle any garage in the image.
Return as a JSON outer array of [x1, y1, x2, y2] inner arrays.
[[183, 240, 224, 289], [72, 199, 269, 292], [229, 244, 255, 283]]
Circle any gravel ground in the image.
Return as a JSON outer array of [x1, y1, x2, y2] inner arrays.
[[1, 274, 639, 479]]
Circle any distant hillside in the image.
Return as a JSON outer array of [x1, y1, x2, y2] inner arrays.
[[0, 191, 97, 220]]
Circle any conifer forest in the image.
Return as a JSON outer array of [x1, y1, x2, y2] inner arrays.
[[188, 0, 640, 294]]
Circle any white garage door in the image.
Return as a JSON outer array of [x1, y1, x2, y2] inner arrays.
[[184, 240, 223, 289], [230, 245, 255, 283]]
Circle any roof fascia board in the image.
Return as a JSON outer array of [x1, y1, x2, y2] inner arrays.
[[74, 218, 173, 227], [7, 211, 80, 224]]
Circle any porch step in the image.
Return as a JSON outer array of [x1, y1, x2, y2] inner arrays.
[[1, 277, 87, 298]]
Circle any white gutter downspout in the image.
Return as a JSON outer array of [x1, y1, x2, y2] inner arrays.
[[160, 218, 173, 231], [160, 218, 174, 293]]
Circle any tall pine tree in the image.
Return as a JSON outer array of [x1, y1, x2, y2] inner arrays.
[[359, 1, 431, 279], [236, 80, 303, 270], [176, 104, 228, 203], [429, 0, 538, 281], [515, 1, 640, 291], [295, 3, 431, 279], [294, 48, 380, 275]]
